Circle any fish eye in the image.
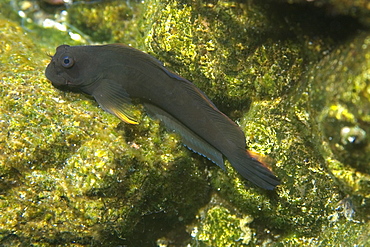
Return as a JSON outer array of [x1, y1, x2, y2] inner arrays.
[[61, 56, 74, 68]]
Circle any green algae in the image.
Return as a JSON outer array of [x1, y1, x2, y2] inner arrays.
[[304, 33, 370, 196], [1, 0, 370, 246], [0, 18, 128, 244], [194, 204, 254, 246], [140, 0, 305, 111], [0, 17, 210, 246], [67, 0, 143, 45]]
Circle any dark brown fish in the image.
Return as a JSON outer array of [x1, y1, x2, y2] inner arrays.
[[45, 44, 280, 190]]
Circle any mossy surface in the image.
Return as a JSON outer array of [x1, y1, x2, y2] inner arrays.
[[67, 0, 143, 45], [1, 0, 369, 246], [0, 16, 211, 246]]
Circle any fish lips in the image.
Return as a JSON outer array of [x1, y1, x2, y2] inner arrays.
[[52, 81, 83, 93], [45, 62, 82, 93]]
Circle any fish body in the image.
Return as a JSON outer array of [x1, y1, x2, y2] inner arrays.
[[45, 44, 280, 190]]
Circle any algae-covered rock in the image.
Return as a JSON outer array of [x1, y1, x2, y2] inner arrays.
[[0, 16, 210, 246], [67, 0, 143, 44], [1, 0, 370, 246]]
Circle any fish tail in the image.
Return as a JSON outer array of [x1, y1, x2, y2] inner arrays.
[[228, 150, 280, 190]]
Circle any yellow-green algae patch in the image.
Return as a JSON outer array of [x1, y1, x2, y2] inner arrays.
[[0, 17, 211, 245], [0, 18, 121, 243], [304, 33, 370, 196], [140, 0, 305, 112], [67, 0, 144, 45], [194, 204, 254, 246]]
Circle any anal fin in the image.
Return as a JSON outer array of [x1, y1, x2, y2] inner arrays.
[[144, 103, 225, 170]]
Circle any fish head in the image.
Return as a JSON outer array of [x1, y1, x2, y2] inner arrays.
[[45, 45, 100, 95]]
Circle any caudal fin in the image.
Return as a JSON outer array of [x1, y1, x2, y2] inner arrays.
[[228, 151, 280, 190]]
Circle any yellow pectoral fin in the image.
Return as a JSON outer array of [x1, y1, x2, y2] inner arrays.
[[92, 79, 141, 125], [111, 107, 139, 125]]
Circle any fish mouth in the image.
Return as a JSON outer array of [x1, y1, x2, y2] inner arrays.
[[52, 79, 82, 93], [46, 65, 81, 93]]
